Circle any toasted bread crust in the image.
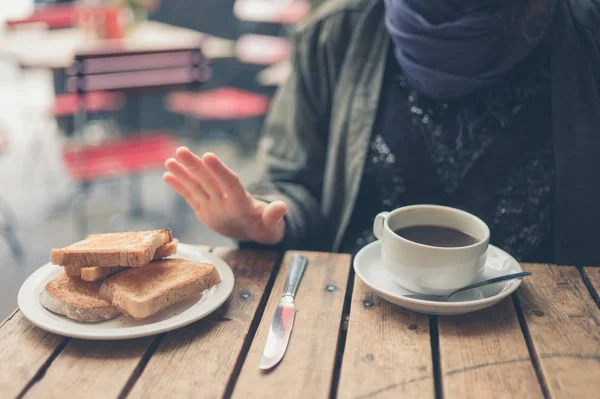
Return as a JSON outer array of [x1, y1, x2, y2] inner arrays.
[[63, 265, 83, 278], [152, 238, 178, 259], [64, 265, 126, 281], [40, 273, 121, 322], [81, 266, 127, 282], [51, 230, 172, 268], [62, 239, 179, 282], [99, 259, 221, 319]]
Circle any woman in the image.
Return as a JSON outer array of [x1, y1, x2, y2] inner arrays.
[[164, 0, 600, 265]]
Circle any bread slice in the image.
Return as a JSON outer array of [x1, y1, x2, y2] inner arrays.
[[39, 273, 121, 322], [51, 230, 172, 268], [63, 239, 180, 282], [99, 259, 221, 319], [64, 265, 127, 281], [151, 238, 178, 259]]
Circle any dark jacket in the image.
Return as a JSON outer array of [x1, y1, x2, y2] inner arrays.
[[249, 0, 600, 266]]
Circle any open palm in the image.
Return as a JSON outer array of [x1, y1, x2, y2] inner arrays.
[[163, 147, 287, 245]]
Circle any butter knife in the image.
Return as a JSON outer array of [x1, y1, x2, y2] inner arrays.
[[259, 254, 308, 370]]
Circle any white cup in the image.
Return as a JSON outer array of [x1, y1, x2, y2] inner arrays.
[[373, 204, 490, 295]]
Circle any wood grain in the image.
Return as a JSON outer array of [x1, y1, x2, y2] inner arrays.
[[518, 264, 600, 398], [582, 267, 600, 306], [128, 247, 278, 399], [438, 298, 543, 398], [24, 338, 153, 398], [0, 311, 65, 398], [337, 280, 433, 399], [231, 251, 351, 399]]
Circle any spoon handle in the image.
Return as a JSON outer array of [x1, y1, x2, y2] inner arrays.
[[447, 272, 532, 299]]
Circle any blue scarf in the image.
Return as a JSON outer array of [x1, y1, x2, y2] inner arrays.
[[384, 0, 555, 101]]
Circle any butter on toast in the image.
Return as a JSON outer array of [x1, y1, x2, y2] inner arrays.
[[99, 259, 220, 319], [40, 273, 121, 322], [51, 230, 172, 268]]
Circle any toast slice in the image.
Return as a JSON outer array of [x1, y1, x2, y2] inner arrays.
[[151, 238, 178, 259], [39, 273, 121, 322], [99, 259, 221, 319], [63, 239, 180, 282], [51, 230, 172, 268], [64, 265, 127, 282]]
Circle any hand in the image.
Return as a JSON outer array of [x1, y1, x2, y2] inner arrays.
[[163, 147, 287, 245]]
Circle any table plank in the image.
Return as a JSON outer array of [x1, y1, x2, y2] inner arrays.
[[127, 248, 278, 399], [0, 311, 65, 398], [438, 298, 543, 398], [24, 338, 153, 399], [582, 267, 600, 306], [231, 251, 351, 399], [338, 279, 433, 399], [518, 264, 600, 398]]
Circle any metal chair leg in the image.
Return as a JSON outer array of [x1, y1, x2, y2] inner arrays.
[[0, 198, 24, 262], [128, 174, 143, 218], [74, 182, 91, 239]]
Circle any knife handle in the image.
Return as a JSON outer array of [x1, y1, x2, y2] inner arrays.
[[282, 254, 308, 298]]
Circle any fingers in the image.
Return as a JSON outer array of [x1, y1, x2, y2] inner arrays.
[[163, 172, 202, 209], [202, 152, 247, 199], [175, 147, 223, 198], [262, 200, 287, 226], [165, 158, 209, 200]]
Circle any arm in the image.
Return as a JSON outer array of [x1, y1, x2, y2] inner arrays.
[[248, 30, 332, 250], [163, 2, 357, 250]]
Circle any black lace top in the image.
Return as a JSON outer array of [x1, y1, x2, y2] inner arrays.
[[341, 41, 554, 262]]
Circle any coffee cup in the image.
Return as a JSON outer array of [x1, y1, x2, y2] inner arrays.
[[373, 204, 490, 295]]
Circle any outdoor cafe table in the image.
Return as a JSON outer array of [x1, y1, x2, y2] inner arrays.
[[1, 247, 599, 398], [0, 20, 234, 70]]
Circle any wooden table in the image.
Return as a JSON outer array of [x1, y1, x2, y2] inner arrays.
[[2, 247, 600, 398], [0, 20, 235, 70]]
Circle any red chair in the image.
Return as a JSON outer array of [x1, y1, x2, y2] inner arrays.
[[5, 4, 79, 30], [50, 91, 124, 118], [63, 43, 210, 237], [165, 87, 270, 153], [165, 87, 270, 120]]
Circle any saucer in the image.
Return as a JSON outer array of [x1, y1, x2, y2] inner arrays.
[[353, 240, 524, 315]]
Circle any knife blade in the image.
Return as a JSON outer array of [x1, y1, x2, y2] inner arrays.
[[259, 253, 308, 370]]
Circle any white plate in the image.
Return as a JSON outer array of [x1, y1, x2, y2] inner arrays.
[[354, 240, 523, 315], [18, 243, 234, 340]]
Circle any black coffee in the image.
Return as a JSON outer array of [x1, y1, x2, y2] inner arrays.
[[393, 225, 478, 248]]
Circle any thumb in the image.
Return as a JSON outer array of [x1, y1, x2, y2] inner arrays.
[[261, 200, 287, 227]]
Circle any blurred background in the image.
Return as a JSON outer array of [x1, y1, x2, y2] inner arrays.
[[0, 0, 320, 318]]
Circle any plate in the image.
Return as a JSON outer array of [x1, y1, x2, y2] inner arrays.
[[17, 243, 234, 339], [354, 240, 523, 315]]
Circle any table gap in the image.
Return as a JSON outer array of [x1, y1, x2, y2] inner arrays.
[[118, 246, 213, 398], [429, 316, 443, 399], [16, 337, 71, 399], [511, 293, 550, 399], [329, 264, 355, 399], [578, 267, 600, 308], [117, 334, 165, 399], [222, 250, 285, 399]]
